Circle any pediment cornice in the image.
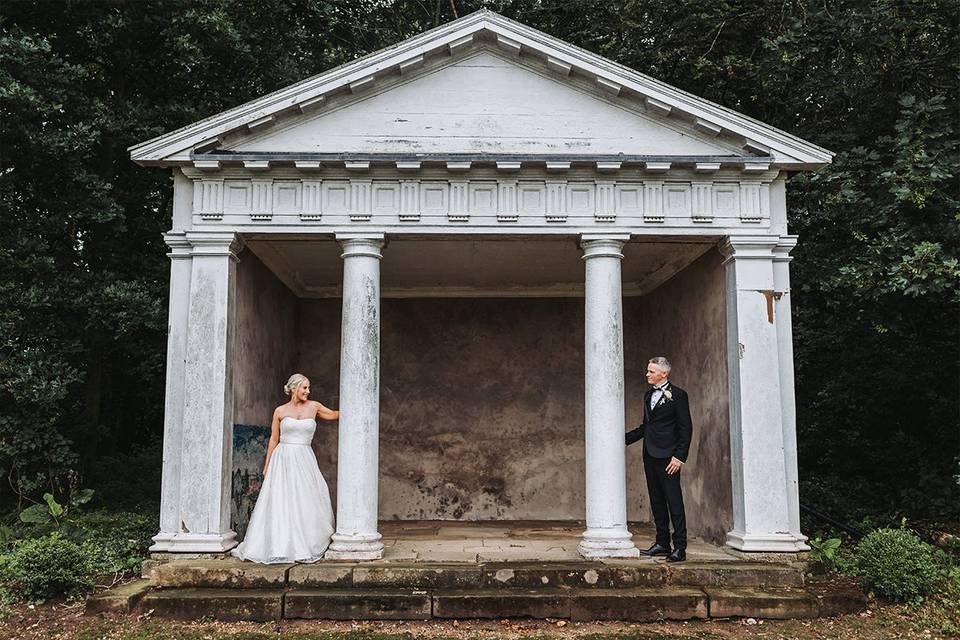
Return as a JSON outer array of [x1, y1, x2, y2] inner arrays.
[[130, 10, 832, 169]]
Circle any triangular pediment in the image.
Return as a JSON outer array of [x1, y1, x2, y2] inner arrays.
[[225, 49, 740, 157], [130, 9, 831, 169]]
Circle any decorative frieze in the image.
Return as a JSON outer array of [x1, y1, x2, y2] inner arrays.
[[497, 180, 518, 222], [399, 180, 420, 222], [349, 180, 372, 221], [301, 180, 323, 221], [595, 181, 616, 222], [643, 180, 664, 223], [691, 181, 713, 223], [739, 179, 763, 223], [189, 176, 773, 227], [545, 180, 567, 222], [196, 179, 224, 220], [324, 180, 350, 214], [448, 180, 469, 222], [250, 179, 272, 220]]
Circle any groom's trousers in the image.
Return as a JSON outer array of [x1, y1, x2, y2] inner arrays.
[[643, 451, 687, 551]]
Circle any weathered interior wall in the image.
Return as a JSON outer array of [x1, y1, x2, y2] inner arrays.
[[229, 246, 731, 544], [300, 298, 589, 521], [231, 249, 298, 536], [297, 261, 730, 543], [626, 248, 732, 544]]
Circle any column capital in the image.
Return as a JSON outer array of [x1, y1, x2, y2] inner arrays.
[[184, 231, 244, 259], [772, 235, 799, 262], [337, 234, 385, 260], [580, 234, 630, 260], [163, 231, 192, 259], [719, 235, 779, 263]]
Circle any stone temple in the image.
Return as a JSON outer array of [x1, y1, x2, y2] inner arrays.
[[131, 9, 831, 561]]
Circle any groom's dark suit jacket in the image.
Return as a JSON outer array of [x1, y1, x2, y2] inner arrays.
[[625, 383, 693, 462]]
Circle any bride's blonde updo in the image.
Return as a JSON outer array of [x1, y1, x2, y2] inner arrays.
[[283, 373, 308, 397]]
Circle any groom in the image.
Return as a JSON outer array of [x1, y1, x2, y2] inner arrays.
[[625, 356, 692, 562]]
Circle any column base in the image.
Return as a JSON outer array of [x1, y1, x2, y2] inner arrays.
[[578, 527, 640, 558], [325, 532, 385, 560], [149, 531, 238, 553], [726, 529, 810, 552]]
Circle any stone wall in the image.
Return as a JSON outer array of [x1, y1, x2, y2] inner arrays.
[[231, 249, 299, 537], [230, 249, 732, 544], [626, 248, 732, 544]]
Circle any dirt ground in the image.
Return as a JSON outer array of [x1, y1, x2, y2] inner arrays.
[[1, 598, 955, 640]]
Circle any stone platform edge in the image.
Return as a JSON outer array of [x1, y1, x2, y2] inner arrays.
[[86, 580, 865, 622]]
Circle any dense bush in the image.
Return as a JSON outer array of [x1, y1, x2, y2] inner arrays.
[[0, 533, 93, 601], [855, 528, 941, 602], [67, 510, 156, 574]]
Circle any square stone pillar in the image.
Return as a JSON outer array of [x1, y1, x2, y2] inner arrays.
[[773, 236, 805, 542], [721, 235, 808, 552], [151, 232, 192, 551], [578, 234, 639, 558], [152, 231, 242, 552], [325, 234, 385, 560]]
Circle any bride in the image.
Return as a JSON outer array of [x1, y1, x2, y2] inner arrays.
[[231, 373, 338, 563]]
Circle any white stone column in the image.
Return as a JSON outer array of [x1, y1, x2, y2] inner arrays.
[[773, 236, 807, 546], [578, 234, 640, 559], [326, 234, 385, 560], [161, 231, 241, 552], [721, 236, 808, 552], [151, 232, 193, 551]]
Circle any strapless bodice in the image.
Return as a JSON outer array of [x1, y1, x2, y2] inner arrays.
[[279, 416, 316, 445]]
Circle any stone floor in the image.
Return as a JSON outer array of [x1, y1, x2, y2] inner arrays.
[[373, 520, 738, 563]]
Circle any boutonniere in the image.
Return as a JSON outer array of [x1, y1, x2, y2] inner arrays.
[[663, 388, 673, 401]]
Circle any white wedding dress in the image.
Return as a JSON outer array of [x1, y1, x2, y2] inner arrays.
[[231, 417, 335, 563]]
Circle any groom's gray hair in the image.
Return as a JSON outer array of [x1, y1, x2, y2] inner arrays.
[[649, 356, 672, 372]]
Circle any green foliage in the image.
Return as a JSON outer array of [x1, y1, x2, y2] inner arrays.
[[18, 487, 93, 526], [855, 528, 941, 602], [809, 536, 855, 575], [65, 510, 157, 575], [0, 532, 93, 601]]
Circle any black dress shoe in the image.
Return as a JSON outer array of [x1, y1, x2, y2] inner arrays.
[[640, 543, 672, 556], [666, 549, 686, 562]]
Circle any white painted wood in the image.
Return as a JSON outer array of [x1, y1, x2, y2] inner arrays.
[[231, 52, 738, 157], [326, 236, 386, 560], [721, 236, 808, 552], [578, 235, 639, 559]]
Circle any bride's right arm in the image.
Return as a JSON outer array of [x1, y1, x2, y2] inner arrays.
[[262, 410, 281, 475]]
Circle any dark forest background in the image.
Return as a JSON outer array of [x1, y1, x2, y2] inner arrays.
[[1, 0, 957, 535]]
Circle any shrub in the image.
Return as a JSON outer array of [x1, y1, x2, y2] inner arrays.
[[855, 528, 940, 602], [67, 510, 156, 575], [0, 532, 93, 600]]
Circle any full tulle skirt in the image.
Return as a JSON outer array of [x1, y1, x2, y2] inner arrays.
[[231, 443, 334, 564]]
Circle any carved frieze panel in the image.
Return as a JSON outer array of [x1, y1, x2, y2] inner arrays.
[[188, 174, 777, 229]]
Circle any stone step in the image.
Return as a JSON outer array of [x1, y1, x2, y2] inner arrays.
[[89, 583, 863, 621], [149, 558, 803, 590]]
